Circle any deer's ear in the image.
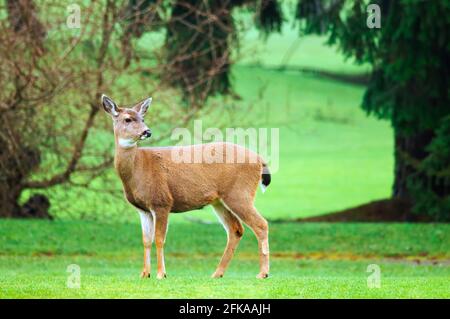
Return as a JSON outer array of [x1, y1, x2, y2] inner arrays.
[[134, 97, 152, 117], [101, 94, 119, 117]]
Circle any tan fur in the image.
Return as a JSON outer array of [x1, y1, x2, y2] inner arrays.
[[102, 95, 270, 279]]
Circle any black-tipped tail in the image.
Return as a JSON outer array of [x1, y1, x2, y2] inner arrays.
[[261, 164, 271, 188]]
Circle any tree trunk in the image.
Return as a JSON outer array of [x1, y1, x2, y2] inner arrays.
[[0, 184, 22, 218], [393, 129, 435, 200], [0, 183, 51, 219], [0, 141, 51, 219]]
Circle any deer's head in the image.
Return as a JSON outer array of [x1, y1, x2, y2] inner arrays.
[[101, 95, 152, 148]]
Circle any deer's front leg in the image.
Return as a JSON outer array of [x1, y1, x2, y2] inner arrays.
[[138, 210, 154, 278], [154, 210, 169, 279]]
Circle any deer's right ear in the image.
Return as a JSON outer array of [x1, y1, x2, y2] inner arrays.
[[101, 94, 119, 117]]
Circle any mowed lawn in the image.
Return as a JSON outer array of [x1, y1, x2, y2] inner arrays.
[[0, 219, 449, 298]]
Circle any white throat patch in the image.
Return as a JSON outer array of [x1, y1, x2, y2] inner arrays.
[[118, 138, 137, 149]]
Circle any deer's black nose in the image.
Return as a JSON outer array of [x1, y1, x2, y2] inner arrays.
[[142, 129, 152, 138]]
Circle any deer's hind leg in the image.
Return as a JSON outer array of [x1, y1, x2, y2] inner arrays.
[[154, 208, 170, 279], [211, 201, 245, 278], [220, 195, 269, 279]]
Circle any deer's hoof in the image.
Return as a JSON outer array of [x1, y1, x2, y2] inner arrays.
[[211, 271, 224, 279], [256, 272, 269, 279], [156, 273, 167, 280], [140, 271, 151, 278]]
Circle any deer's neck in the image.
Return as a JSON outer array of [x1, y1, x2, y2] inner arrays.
[[114, 138, 138, 182]]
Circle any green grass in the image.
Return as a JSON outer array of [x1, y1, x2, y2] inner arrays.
[[0, 220, 449, 298]]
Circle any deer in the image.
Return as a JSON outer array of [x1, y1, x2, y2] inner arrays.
[[101, 94, 271, 279]]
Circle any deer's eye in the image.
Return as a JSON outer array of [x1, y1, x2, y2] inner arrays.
[[124, 118, 132, 123]]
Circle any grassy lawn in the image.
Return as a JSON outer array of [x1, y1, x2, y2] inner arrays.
[[0, 219, 449, 298]]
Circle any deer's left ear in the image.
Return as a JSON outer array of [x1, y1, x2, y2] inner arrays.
[[134, 97, 152, 116]]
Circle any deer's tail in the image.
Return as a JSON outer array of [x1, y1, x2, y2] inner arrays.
[[260, 163, 271, 193]]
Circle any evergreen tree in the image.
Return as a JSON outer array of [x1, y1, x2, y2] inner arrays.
[[294, 0, 450, 220]]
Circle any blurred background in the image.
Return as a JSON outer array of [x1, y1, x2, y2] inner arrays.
[[0, 0, 449, 298]]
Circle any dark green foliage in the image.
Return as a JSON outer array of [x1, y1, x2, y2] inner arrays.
[[256, 0, 284, 34], [296, 0, 450, 133], [164, 0, 234, 104], [361, 1, 450, 134], [408, 116, 450, 221], [422, 117, 450, 178], [295, 0, 344, 36]]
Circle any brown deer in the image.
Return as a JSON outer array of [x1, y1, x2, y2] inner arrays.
[[101, 95, 271, 279]]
